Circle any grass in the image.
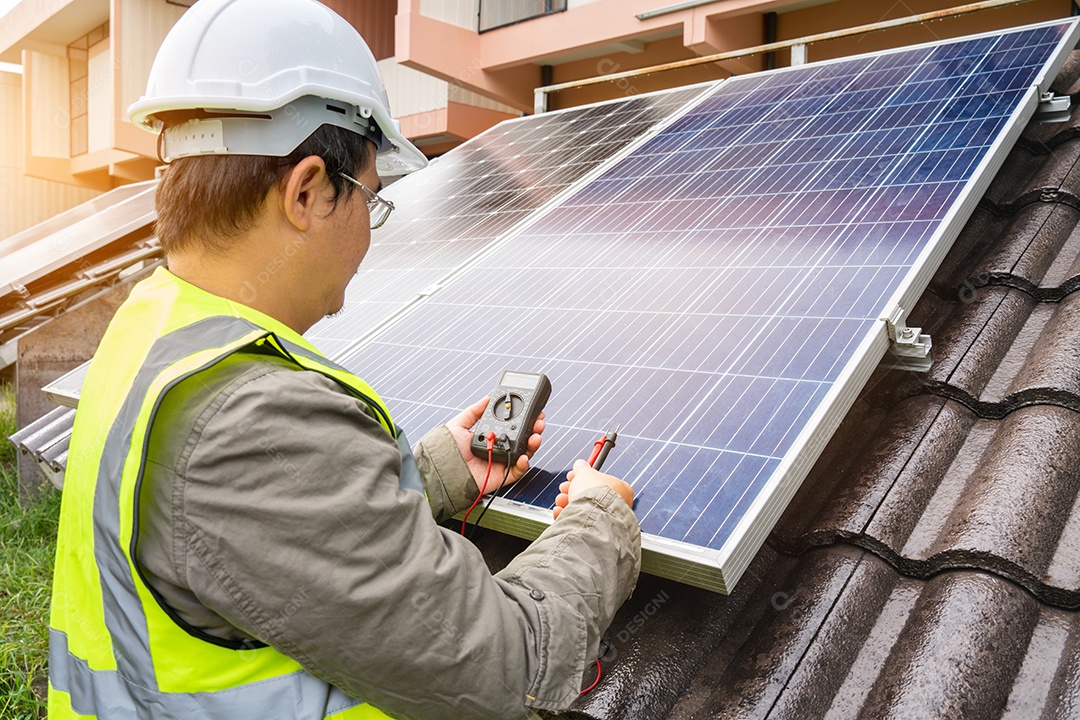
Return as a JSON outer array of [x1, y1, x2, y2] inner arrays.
[[0, 385, 61, 719]]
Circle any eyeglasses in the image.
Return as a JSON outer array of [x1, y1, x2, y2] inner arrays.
[[340, 173, 395, 229]]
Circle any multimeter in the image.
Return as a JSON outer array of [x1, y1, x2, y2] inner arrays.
[[471, 370, 552, 464]]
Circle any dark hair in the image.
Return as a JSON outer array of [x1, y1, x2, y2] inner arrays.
[[154, 124, 373, 254]]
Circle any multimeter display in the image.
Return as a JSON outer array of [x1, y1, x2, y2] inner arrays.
[[471, 370, 552, 464], [501, 371, 540, 389]]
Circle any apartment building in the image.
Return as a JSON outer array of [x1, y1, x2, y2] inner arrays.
[[398, 0, 1068, 111], [0, 0, 521, 240]]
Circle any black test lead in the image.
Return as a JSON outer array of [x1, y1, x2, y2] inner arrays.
[[588, 424, 620, 471]]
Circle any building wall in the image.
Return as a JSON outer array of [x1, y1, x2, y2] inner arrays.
[[324, 0, 396, 60], [419, 0, 478, 31], [381, 56, 519, 117], [116, 0, 187, 123], [0, 71, 98, 242], [420, 0, 599, 32], [449, 84, 518, 114], [547, 33, 728, 110], [380, 57, 449, 116], [86, 37, 110, 152], [26, 49, 68, 158], [403, 0, 1073, 113]]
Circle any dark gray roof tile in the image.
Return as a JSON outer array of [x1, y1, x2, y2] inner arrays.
[[981, 144, 1052, 208], [999, 292, 1080, 406], [1040, 213, 1080, 292], [853, 570, 1043, 720], [904, 265, 1080, 414], [555, 546, 1080, 720], [567, 544, 790, 720], [929, 199, 1080, 302], [927, 406, 1080, 595], [667, 546, 877, 720], [774, 394, 955, 551], [918, 286, 1037, 406], [973, 203, 1080, 296], [775, 398, 1080, 605]]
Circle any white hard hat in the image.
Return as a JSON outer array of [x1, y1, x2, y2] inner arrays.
[[127, 0, 427, 176]]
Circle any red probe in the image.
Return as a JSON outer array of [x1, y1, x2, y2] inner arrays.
[[580, 423, 619, 695], [588, 424, 620, 470], [461, 431, 496, 535]]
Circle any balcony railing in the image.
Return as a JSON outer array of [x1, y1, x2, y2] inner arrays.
[[479, 0, 566, 33]]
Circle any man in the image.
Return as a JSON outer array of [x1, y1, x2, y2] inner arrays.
[[47, 1, 640, 719]]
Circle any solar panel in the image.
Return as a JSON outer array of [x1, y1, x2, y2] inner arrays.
[[0, 180, 157, 299], [304, 85, 710, 358], [42, 362, 88, 409], [339, 20, 1079, 593]]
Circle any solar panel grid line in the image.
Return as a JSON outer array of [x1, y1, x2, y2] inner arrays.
[[677, 97, 949, 246], [640, 388, 775, 535], [365, 259, 833, 479], [669, 58, 997, 284], [316, 83, 716, 362], [583, 29, 1054, 528]]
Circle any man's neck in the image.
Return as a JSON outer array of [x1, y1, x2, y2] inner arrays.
[[166, 250, 316, 335]]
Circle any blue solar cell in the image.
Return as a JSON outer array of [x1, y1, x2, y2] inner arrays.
[[338, 21, 1077, 591]]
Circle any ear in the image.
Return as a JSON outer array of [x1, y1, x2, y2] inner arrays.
[[281, 156, 328, 232]]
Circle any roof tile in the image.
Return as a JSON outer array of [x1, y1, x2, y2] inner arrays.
[[565, 546, 1080, 720], [918, 286, 1036, 404], [852, 569, 1042, 720], [973, 204, 1080, 296]]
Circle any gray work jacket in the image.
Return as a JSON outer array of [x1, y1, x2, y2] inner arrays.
[[137, 350, 641, 719]]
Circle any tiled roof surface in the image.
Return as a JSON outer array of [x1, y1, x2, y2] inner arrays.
[[527, 50, 1080, 720]]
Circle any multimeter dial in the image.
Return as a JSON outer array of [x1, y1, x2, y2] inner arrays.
[[493, 393, 524, 421]]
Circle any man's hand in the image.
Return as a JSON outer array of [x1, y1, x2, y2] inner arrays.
[[553, 460, 634, 520], [445, 396, 545, 496]]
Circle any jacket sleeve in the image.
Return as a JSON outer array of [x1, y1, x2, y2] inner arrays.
[[175, 366, 641, 720], [413, 424, 479, 524]]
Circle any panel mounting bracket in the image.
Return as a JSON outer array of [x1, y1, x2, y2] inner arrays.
[[880, 306, 932, 372], [1035, 91, 1071, 123]]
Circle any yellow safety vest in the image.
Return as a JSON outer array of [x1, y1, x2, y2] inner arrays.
[[49, 267, 405, 719]]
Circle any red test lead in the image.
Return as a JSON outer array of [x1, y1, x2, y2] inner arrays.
[[462, 431, 496, 535], [579, 424, 619, 697]]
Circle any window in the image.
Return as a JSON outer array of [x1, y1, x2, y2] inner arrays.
[[478, 0, 566, 33]]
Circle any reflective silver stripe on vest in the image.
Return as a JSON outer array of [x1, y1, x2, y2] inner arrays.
[[51, 627, 360, 719], [61, 316, 369, 716], [92, 317, 263, 690], [394, 430, 425, 495]]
